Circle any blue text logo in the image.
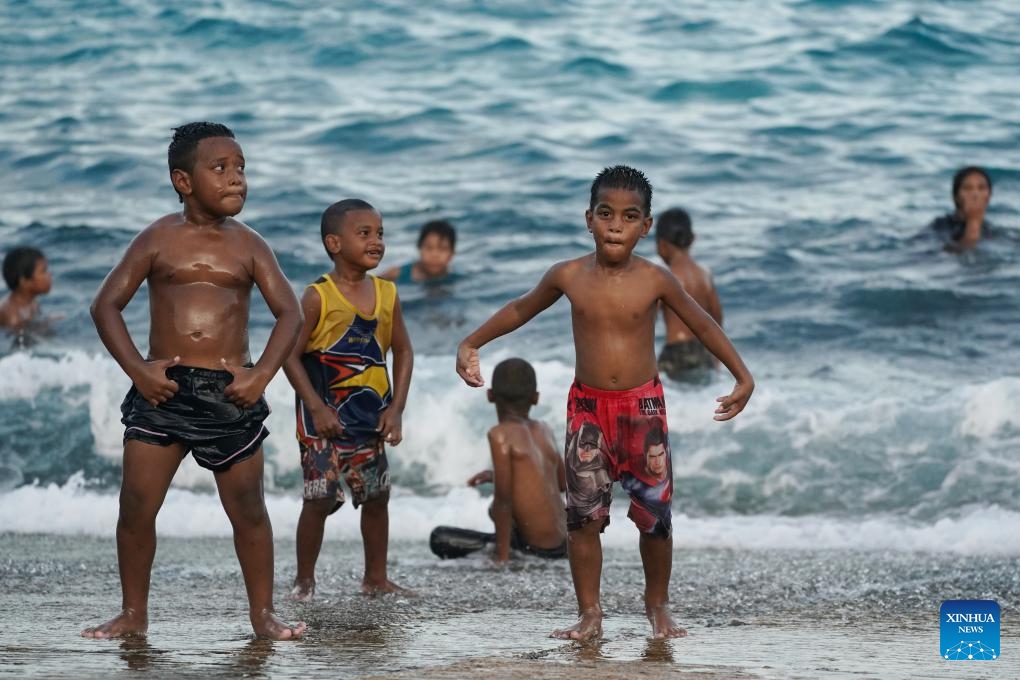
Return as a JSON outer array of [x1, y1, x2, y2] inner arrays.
[[941, 600, 999, 660]]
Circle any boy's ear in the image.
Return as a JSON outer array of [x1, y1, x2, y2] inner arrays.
[[640, 215, 653, 237], [584, 209, 593, 232], [324, 232, 342, 255], [170, 169, 192, 198], [531, 392, 539, 405], [486, 389, 495, 403]]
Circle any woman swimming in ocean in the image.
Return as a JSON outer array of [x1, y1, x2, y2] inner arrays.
[[930, 166, 993, 252]]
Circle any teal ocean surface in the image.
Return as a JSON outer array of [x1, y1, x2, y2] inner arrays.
[[2, 0, 1020, 549], [2, 2, 1020, 677]]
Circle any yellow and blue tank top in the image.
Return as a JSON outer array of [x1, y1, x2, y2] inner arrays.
[[298, 274, 396, 445]]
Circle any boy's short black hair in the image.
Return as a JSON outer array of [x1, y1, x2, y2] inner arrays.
[[655, 208, 694, 249], [320, 198, 377, 255], [589, 165, 653, 215], [3, 246, 45, 291], [417, 220, 456, 251], [951, 166, 993, 209], [167, 122, 236, 202], [168, 122, 235, 174], [491, 358, 536, 408]]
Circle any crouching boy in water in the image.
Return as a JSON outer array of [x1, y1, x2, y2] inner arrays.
[[283, 199, 413, 600], [84, 122, 305, 640], [432, 357, 567, 561], [456, 166, 753, 640]]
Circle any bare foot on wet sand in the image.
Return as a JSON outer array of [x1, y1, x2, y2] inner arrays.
[[289, 577, 316, 602], [81, 609, 148, 639], [551, 608, 603, 641], [646, 603, 687, 639], [361, 578, 417, 596], [251, 610, 307, 640]]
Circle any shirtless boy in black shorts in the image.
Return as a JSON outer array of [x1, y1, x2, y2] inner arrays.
[[83, 122, 305, 640]]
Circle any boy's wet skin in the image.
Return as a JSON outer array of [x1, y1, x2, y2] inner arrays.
[[459, 168, 753, 642], [81, 606, 307, 641], [85, 128, 304, 641]]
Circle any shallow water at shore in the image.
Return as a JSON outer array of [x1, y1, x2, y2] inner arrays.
[[2, 534, 1017, 679]]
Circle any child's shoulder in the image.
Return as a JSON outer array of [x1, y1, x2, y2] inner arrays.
[[138, 212, 184, 237], [0, 296, 14, 327], [371, 273, 399, 300], [639, 255, 673, 276], [547, 254, 591, 278]]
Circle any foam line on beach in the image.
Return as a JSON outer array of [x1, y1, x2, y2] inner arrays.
[[2, 472, 1018, 555]]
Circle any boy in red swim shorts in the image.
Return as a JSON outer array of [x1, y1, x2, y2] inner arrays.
[[457, 166, 754, 641]]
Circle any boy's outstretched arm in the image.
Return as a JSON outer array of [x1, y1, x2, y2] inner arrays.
[[707, 275, 723, 326], [282, 286, 343, 439], [487, 428, 514, 562], [91, 229, 180, 406], [659, 269, 754, 420], [456, 265, 565, 386], [377, 294, 413, 445]]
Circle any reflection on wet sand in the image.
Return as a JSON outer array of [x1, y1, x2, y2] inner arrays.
[[564, 638, 608, 663], [640, 638, 675, 663], [234, 638, 275, 677]]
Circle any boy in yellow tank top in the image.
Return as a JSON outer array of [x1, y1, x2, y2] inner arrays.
[[282, 198, 414, 599]]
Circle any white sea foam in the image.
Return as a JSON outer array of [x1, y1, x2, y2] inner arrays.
[[2, 349, 1018, 526], [957, 377, 1020, 439], [3, 473, 1019, 555]]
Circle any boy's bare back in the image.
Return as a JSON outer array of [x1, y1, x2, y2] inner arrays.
[[663, 254, 721, 343], [488, 417, 566, 550]]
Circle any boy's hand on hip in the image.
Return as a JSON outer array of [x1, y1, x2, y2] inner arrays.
[[377, 407, 402, 446], [714, 380, 754, 421], [221, 359, 268, 408], [456, 344, 484, 387], [135, 356, 180, 407]]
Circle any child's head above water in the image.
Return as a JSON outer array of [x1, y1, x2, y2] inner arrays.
[[489, 357, 537, 412], [416, 220, 456, 278], [589, 165, 653, 216], [655, 208, 694, 250], [3, 246, 51, 295]]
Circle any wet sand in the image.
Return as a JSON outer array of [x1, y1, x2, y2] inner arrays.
[[1, 533, 1016, 679]]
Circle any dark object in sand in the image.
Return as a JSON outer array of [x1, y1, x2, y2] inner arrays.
[[430, 526, 493, 559]]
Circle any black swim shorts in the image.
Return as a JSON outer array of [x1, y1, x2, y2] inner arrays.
[[121, 365, 270, 472], [511, 527, 567, 559], [658, 339, 715, 382]]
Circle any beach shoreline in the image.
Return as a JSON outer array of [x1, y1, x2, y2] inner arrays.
[[2, 533, 1016, 679]]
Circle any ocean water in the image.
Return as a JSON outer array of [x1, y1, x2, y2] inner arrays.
[[1, 1, 1019, 677]]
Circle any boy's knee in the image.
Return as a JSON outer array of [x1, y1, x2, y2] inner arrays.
[[569, 517, 606, 539], [302, 497, 337, 517], [118, 485, 158, 523], [359, 491, 390, 512], [224, 488, 269, 526]]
